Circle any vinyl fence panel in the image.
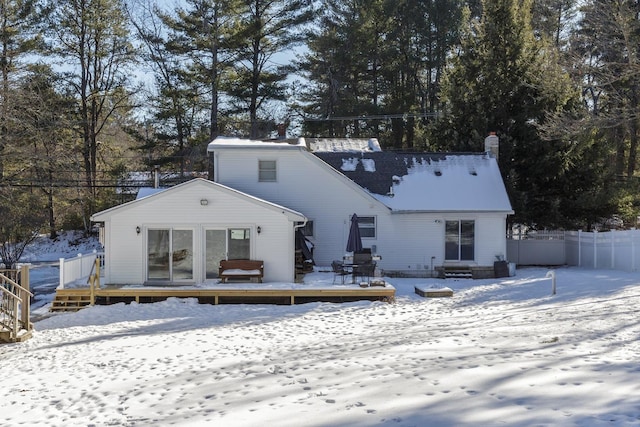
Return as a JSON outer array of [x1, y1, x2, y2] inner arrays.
[[511, 229, 640, 272]]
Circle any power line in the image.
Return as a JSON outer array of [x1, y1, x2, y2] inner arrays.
[[303, 112, 441, 122]]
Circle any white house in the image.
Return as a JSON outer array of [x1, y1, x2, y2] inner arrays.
[[208, 137, 513, 278], [91, 178, 307, 285]]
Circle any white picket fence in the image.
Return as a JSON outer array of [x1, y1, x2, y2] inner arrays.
[[58, 251, 105, 289], [507, 229, 640, 272]]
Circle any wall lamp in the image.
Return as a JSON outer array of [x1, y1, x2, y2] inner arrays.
[[200, 198, 209, 206], [136, 226, 141, 235], [257, 226, 262, 234]]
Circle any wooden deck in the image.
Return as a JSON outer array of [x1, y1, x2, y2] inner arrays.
[[52, 283, 396, 311]]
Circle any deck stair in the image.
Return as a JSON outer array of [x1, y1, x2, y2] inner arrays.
[[51, 290, 92, 312], [0, 326, 33, 343], [0, 266, 33, 343], [442, 267, 473, 279]]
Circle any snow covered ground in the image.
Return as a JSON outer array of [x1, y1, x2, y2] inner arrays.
[[19, 231, 103, 309], [3, 234, 640, 426]]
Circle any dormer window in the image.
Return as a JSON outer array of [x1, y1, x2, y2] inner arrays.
[[258, 160, 277, 182]]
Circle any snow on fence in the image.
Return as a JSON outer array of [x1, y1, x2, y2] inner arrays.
[[58, 251, 104, 289], [508, 229, 640, 272]]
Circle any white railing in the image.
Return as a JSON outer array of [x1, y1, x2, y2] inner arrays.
[[58, 251, 105, 289]]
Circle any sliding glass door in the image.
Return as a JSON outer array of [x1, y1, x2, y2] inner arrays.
[[445, 220, 475, 261], [205, 228, 251, 279], [147, 228, 193, 282]]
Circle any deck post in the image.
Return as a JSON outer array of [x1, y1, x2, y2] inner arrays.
[[20, 265, 31, 331], [89, 257, 101, 306], [59, 257, 65, 290], [95, 257, 101, 287], [13, 297, 19, 339]]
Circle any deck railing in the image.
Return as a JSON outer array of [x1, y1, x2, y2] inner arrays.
[[0, 266, 33, 342], [58, 251, 104, 290]]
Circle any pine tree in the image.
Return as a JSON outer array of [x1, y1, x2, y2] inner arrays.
[[0, 0, 48, 179], [300, 0, 463, 147], [49, 0, 137, 206], [574, 0, 640, 178], [230, 0, 314, 138], [14, 65, 76, 238], [440, 0, 577, 226]]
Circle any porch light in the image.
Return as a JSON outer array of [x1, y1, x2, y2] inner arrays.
[[200, 198, 209, 206], [257, 226, 262, 234], [136, 226, 141, 234]]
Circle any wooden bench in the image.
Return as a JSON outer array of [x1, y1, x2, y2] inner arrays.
[[219, 260, 264, 283]]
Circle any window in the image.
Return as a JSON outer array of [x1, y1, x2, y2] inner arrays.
[[445, 220, 475, 261], [258, 160, 276, 182], [228, 228, 250, 259], [301, 220, 314, 237], [358, 216, 376, 238]]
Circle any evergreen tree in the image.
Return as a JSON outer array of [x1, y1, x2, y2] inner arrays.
[[574, 0, 640, 179], [299, 0, 462, 148], [49, 0, 137, 211], [14, 65, 77, 238], [439, 0, 577, 227], [536, 0, 640, 227], [381, 0, 462, 148], [157, 0, 243, 141], [0, 0, 49, 179], [230, 0, 313, 138], [131, 0, 209, 175], [532, 0, 577, 47]]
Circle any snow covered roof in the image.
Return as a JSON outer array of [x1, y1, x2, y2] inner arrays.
[[207, 136, 382, 153], [208, 136, 306, 151], [136, 187, 167, 199], [303, 137, 382, 153], [315, 152, 513, 213]]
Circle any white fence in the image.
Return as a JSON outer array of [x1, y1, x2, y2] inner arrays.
[[58, 251, 104, 289], [507, 230, 640, 272]]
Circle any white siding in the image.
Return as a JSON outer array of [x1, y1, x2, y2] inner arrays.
[[473, 214, 509, 264], [374, 213, 443, 272], [96, 180, 298, 284], [211, 147, 509, 270], [372, 213, 507, 271], [213, 149, 389, 266]]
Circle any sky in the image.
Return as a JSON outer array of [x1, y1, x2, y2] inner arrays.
[[3, 233, 640, 426]]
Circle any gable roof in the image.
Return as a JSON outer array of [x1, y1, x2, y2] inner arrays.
[[314, 152, 513, 213], [91, 178, 307, 222]]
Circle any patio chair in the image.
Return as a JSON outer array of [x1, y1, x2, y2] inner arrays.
[[353, 261, 376, 284], [331, 261, 350, 284], [353, 251, 372, 265]]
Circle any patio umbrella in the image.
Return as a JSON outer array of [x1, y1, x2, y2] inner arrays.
[[346, 214, 363, 253]]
